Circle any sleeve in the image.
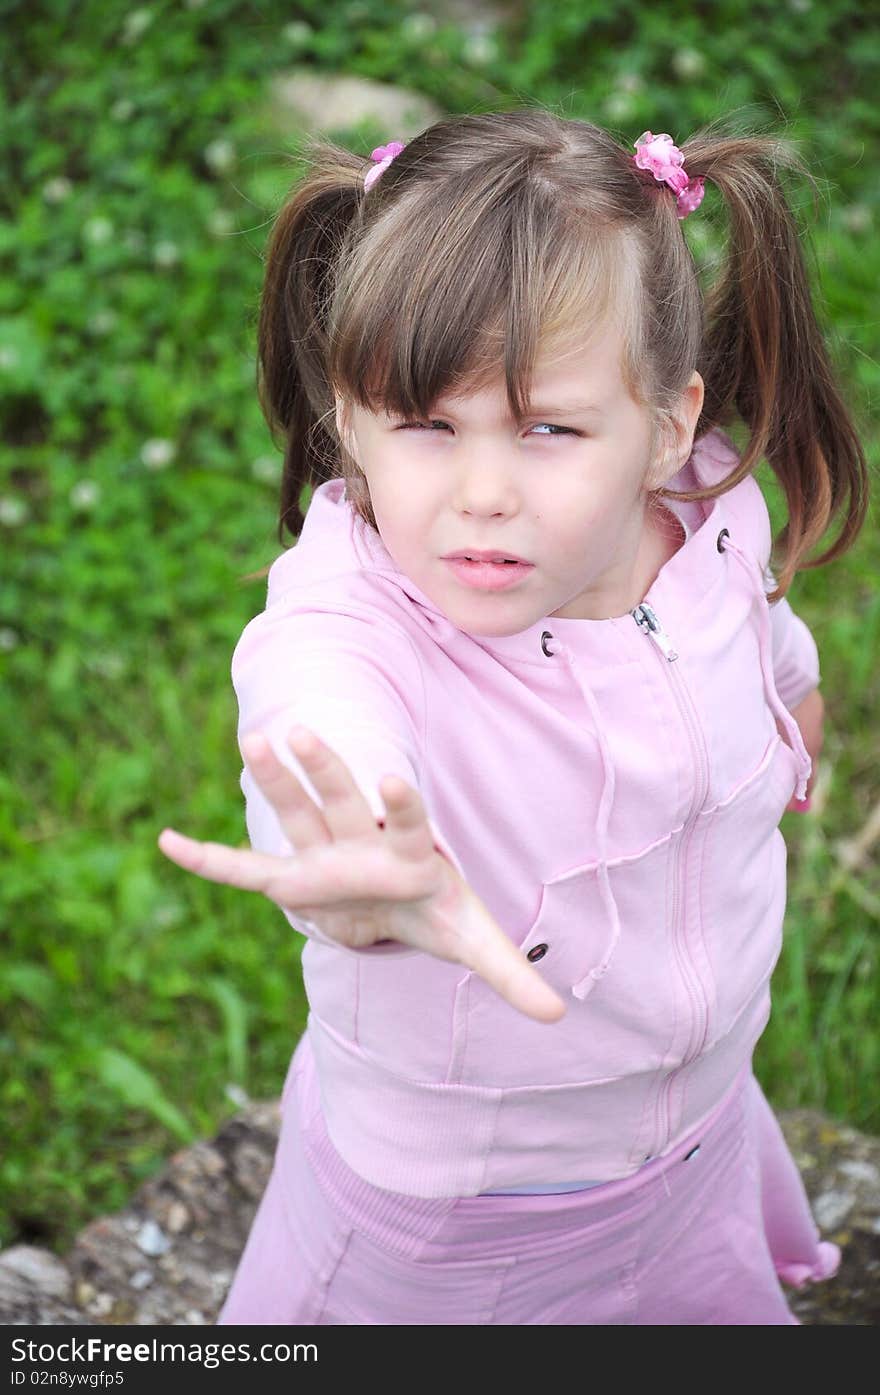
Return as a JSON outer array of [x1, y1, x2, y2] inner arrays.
[[230, 603, 466, 958], [763, 567, 822, 711]]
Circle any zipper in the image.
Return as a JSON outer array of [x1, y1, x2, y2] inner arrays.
[[630, 601, 712, 1157]]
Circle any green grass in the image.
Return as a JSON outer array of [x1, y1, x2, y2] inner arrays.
[[1, 0, 878, 1252]]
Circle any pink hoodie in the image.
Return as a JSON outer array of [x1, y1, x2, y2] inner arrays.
[[231, 427, 820, 1198]]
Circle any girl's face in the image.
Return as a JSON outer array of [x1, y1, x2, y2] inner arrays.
[[336, 323, 704, 636]]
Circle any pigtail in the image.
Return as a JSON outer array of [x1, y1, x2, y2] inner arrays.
[[680, 121, 869, 601], [255, 137, 367, 547]]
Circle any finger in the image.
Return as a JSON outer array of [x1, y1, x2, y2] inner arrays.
[[241, 731, 332, 849], [376, 776, 440, 861], [480, 941, 568, 1023], [157, 827, 308, 898], [158, 824, 410, 913], [282, 727, 389, 843], [459, 912, 567, 1024]]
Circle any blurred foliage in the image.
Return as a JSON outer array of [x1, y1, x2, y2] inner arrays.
[[0, 0, 877, 1251]]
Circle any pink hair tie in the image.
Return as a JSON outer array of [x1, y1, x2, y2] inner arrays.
[[363, 139, 407, 192], [632, 131, 706, 219]]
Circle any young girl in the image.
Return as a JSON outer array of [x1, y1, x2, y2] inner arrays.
[[158, 108, 868, 1324]]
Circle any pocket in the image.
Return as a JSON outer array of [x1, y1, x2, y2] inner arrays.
[[447, 859, 629, 1087], [519, 862, 619, 995], [698, 733, 798, 1040], [711, 727, 800, 816]]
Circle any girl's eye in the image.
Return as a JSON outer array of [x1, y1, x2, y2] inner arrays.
[[397, 421, 577, 437]]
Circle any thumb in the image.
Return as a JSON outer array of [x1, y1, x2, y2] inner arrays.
[[462, 902, 568, 1024]]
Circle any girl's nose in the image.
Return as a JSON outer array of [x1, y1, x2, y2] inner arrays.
[[454, 457, 520, 515]]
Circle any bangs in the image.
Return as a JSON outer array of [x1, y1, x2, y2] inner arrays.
[[328, 172, 639, 426]]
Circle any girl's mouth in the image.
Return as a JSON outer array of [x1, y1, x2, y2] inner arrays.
[[443, 557, 534, 591]]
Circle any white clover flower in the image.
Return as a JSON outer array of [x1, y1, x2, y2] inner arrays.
[[251, 455, 278, 483], [153, 902, 183, 928], [91, 650, 127, 679], [401, 12, 437, 41], [207, 207, 235, 237], [0, 627, 19, 652], [463, 32, 497, 66], [682, 218, 712, 252], [122, 8, 154, 44], [282, 20, 312, 45], [153, 240, 180, 268], [141, 438, 176, 470], [84, 216, 114, 245], [87, 308, 118, 336], [788, 0, 811, 11], [43, 175, 74, 203], [224, 1083, 250, 1108], [111, 97, 135, 122], [70, 479, 101, 511], [604, 91, 636, 122], [671, 48, 705, 79], [0, 496, 28, 526], [617, 71, 643, 94], [841, 204, 872, 234], [0, 345, 20, 371], [204, 138, 236, 174]]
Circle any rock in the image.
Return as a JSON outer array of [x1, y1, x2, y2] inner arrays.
[[265, 70, 444, 143], [0, 1246, 71, 1300], [136, 1220, 171, 1257], [813, 1190, 856, 1231], [264, 1, 519, 146], [0, 1094, 876, 1325], [165, 1202, 190, 1235]]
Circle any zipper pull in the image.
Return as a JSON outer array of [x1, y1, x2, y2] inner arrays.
[[631, 602, 679, 661]]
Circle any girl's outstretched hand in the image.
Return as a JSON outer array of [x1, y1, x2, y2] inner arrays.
[[157, 725, 566, 1025]]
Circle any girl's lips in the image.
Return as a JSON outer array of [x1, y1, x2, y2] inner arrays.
[[443, 557, 534, 591]]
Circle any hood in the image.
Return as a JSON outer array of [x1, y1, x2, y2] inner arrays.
[[266, 428, 741, 655]]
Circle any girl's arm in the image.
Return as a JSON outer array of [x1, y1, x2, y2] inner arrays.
[[764, 567, 824, 810], [231, 604, 464, 957], [764, 567, 821, 710]]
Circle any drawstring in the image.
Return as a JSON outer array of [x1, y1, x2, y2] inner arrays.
[[719, 534, 812, 803], [541, 633, 621, 1002], [540, 521, 810, 1003]]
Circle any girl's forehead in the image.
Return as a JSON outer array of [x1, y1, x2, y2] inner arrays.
[[338, 317, 627, 423], [437, 339, 622, 408]]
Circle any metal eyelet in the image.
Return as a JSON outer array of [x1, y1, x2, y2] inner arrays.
[[526, 943, 549, 962], [540, 630, 554, 657], [716, 528, 730, 553]]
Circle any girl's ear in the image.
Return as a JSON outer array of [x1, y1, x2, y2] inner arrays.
[[646, 372, 705, 491], [672, 371, 705, 467]]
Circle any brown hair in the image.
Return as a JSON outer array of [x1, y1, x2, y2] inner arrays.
[[250, 104, 868, 602]]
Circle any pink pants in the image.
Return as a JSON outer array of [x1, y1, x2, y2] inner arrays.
[[217, 1034, 840, 1325]]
